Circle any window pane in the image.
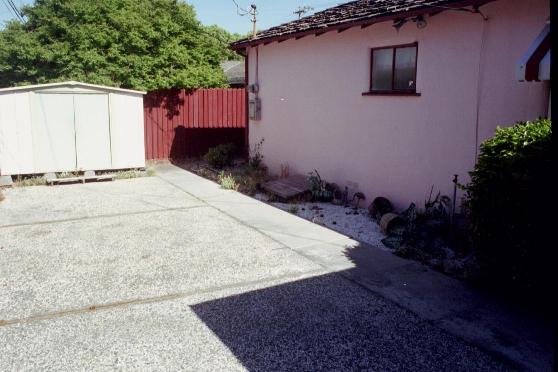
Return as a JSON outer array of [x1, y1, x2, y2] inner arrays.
[[371, 48, 393, 90], [394, 46, 417, 90]]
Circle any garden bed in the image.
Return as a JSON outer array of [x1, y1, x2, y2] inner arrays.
[[270, 198, 388, 250]]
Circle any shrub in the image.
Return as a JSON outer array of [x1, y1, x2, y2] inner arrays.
[[217, 171, 239, 190], [204, 143, 236, 169], [249, 138, 265, 170], [463, 119, 552, 292], [308, 170, 333, 202]]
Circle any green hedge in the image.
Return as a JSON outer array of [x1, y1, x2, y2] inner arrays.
[[464, 119, 552, 291]]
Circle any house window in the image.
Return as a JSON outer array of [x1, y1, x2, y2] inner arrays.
[[367, 43, 418, 95]]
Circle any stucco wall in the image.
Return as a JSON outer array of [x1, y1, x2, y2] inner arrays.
[[247, 0, 549, 209]]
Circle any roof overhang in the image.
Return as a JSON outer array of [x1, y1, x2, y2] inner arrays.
[[230, 0, 493, 51], [0, 81, 147, 95], [517, 23, 550, 82]]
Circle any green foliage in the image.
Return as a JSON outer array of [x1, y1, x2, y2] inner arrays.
[[217, 171, 239, 191], [204, 143, 236, 169], [463, 119, 552, 290], [0, 0, 240, 90], [381, 185, 455, 268], [307, 169, 333, 202]]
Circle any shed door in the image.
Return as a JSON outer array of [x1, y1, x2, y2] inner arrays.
[[32, 93, 77, 173], [74, 94, 112, 170]]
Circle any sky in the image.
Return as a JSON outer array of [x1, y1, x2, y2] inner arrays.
[[0, 0, 350, 33]]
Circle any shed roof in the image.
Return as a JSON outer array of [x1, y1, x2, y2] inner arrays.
[[231, 0, 492, 49], [0, 81, 146, 95], [220, 60, 245, 86]]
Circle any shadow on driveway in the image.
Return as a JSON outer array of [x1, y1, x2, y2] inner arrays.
[[191, 268, 512, 371]]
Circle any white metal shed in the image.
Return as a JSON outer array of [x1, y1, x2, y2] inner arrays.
[[0, 81, 146, 176]]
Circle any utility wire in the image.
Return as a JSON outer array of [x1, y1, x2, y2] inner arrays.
[[2, 0, 24, 22], [1, 0, 18, 21], [8, 0, 24, 21], [231, 0, 250, 16]]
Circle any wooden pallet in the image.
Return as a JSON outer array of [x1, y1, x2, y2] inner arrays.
[[46, 171, 114, 185], [261, 174, 309, 200]]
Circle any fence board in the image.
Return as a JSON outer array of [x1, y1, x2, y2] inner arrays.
[[144, 88, 246, 160]]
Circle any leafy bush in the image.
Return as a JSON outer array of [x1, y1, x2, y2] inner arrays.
[[217, 171, 239, 190], [463, 119, 552, 291], [0, 0, 238, 90], [204, 143, 236, 169]]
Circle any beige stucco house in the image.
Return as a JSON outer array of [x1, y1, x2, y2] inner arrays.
[[231, 0, 550, 209]]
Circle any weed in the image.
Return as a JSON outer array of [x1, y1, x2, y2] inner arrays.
[[218, 171, 239, 190], [112, 167, 155, 180], [145, 166, 156, 177], [56, 171, 80, 178], [287, 205, 299, 214], [249, 138, 265, 170], [112, 169, 144, 180], [13, 176, 47, 187]]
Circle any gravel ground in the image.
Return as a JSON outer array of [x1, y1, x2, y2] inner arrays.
[[271, 200, 388, 250], [0, 174, 518, 370]]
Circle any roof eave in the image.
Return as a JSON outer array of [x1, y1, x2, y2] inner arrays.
[[0, 81, 147, 95], [230, 0, 493, 50]]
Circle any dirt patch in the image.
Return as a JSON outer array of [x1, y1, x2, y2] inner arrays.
[[174, 158, 269, 196]]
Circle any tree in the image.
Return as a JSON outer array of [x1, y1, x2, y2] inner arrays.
[[0, 0, 241, 91]]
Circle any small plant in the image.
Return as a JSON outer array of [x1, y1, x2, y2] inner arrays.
[[249, 138, 265, 170], [218, 171, 239, 190], [204, 143, 236, 169], [112, 169, 145, 180], [352, 192, 366, 208], [13, 176, 47, 187], [287, 205, 299, 214], [381, 188, 453, 260], [308, 169, 333, 202], [145, 166, 156, 176], [56, 171, 80, 178], [423, 186, 451, 225]]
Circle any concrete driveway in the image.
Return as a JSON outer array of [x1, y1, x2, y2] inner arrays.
[[0, 165, 551, 371]]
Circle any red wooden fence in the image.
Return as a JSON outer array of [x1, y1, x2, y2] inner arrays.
[[144, 88, 246, 160]]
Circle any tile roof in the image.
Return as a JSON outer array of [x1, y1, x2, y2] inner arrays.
[[231, 0, 489, 49]]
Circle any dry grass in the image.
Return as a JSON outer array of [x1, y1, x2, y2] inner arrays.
[[0, 190, 4, 203], [108, 167, 156, 180], [13, 176, 47, 187]]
